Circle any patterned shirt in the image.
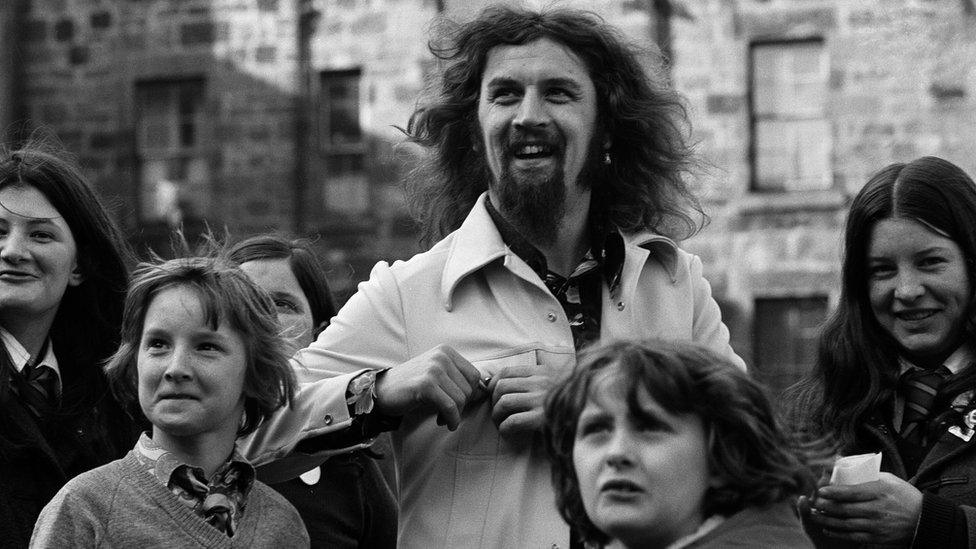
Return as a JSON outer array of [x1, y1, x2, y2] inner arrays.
[[133, 433, 255, 537], [485, 198, 624, 351]]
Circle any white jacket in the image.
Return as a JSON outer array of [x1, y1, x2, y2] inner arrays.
[[289, 193, 743, 549]]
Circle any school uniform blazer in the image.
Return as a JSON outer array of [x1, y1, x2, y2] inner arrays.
[[846, 415, 976, 548], [0, 348, 134, 548], [290, 193, 744, 549]]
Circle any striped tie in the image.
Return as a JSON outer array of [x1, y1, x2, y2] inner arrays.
[[899, 366, 950, 445], [18, 363, 58, 418]]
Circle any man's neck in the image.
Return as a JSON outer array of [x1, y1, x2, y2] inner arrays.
[[536, 194, 590, 276], [488, 189, 592, 277]]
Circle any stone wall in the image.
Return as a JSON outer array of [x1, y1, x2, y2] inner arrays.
[[10, 0, 976, 324], [0, 1, 26, 142], [672, 0, 976, 364], [18, 0, 301, 245]]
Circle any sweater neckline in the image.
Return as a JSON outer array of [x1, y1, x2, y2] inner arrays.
[[119, 451, 262, 547]]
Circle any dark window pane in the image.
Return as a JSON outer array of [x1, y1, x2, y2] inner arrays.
[[320, 69, 362, 149], [180, 123, 195, 147], [753, 296, 828, 398]]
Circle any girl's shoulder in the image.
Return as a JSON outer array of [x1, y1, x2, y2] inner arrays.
[[56, 454, 131, 500], [238, 480, 310, 547]]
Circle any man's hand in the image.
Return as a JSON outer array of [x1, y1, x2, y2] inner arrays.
[[489, 361, 562, 438], [807, 472, 923, 545], [373, 345, 483, 430]]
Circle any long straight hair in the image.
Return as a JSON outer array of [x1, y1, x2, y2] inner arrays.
[[789, 157, 976, 446], [0, 143, 132, 412]]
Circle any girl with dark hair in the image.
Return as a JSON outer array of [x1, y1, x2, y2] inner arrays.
[[32, 254, 308, 547], [791, 156, 976, 547], [0, 143, 136, 546], [230, 235, 396, 549], [545, 339, 812, 548]]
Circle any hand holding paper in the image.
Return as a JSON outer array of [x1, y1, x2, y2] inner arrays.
[[829, 452, 881, 485], [807, 453, 922, 546]]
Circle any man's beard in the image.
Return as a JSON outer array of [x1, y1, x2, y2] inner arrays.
[[492, 131, 603, 247]]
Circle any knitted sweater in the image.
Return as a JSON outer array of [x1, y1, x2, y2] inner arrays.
[[30, 450, 309, 548]]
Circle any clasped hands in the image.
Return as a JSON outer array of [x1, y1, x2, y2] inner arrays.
[[372, 344, 561, 436]]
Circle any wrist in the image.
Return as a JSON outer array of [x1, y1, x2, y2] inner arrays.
[[346, 369, 383, 416]]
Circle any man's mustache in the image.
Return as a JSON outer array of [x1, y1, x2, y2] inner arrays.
[[504, 128, 563, 152]]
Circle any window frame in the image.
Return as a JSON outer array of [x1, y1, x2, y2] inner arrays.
[[133, 77, 207, 225], [748, 37, 831, 193]]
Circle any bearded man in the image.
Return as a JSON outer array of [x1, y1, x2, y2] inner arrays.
[[291, 7, 744, 549]]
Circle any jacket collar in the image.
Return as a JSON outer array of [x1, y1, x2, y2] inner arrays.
[[624, 231, 680, 283], [440, 193, 681, 309]]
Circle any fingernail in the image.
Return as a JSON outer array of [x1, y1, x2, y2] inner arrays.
[[479, 376, 491, 391]]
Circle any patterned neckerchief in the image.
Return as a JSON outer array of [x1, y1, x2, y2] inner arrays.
[[485, 198, 624, 350], [133, 433, 255, 537]]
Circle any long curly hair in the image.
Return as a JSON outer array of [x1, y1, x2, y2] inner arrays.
[[787, 156, 976, 448], [544, 339, 811, 547], [404, 6, 703, 246]]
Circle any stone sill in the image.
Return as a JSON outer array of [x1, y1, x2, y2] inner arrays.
[[733, 189, 848, 215]]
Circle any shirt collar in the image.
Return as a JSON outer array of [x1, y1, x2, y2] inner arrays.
[[898, 342, 976, 376], [134, 432, 254, 488], [662, 515, 726, 549], [441, 193, 680, 309], [483, 195, 625, 289], [0, 325, 61, 379]]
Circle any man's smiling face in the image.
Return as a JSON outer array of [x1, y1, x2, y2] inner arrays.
[[477, 37, 601, 242]]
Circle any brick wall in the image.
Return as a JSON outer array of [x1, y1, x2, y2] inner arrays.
[[18, 0, 302, 245], [11, 0, 976, 322], [669, 0, 976, 364]]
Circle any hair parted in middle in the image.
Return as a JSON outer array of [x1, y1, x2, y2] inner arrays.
[[104, 253, 296, 437], [787, 156, 976, 448], [227, 234, 337, 334], [544, 339, 812, 547], [404, 5, 703, 246]]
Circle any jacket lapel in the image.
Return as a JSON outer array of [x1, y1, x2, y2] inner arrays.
[[913, 427, 976, 483], [0, 348, 65, 479], [862, 420, 908, 479]]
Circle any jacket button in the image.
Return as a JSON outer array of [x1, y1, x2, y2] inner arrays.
[[617, 301, 625, 311], [323, 414, 333, 425], [546, 312, 557, 322]]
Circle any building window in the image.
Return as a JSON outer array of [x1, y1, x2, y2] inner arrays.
[[319, 68, 368, 215], [752, 296, 828, 398], [135, 79, 208, 227], [750, 40, 831, 192]]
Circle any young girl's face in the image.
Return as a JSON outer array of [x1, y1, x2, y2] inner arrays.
[[239, 257, 314, 354], [572, 367, 715, 549], [0, 185, 82, 327], [867, 217, 971, 365], [137, 285, 248, 444]]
